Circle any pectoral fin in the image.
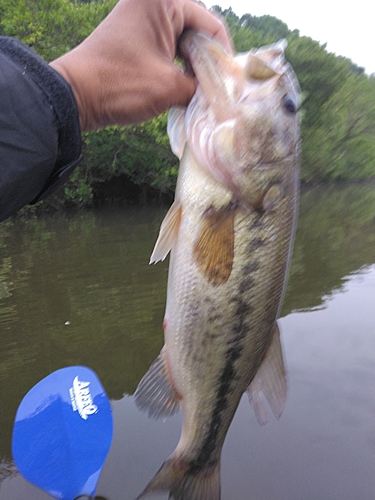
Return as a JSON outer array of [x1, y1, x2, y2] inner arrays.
[[246, 322, 287, 425], [193, 204, 235, 286], [133, 348, 180, 419], [150, 201, 182, 264]]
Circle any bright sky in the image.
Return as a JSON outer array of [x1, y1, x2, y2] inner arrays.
[[206, 0, 374, 75]]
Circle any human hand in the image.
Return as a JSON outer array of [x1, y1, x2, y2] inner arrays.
[[50, 0, 231, 131]]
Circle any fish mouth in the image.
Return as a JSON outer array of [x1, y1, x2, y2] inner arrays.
[[179, 31, 232, 60], [179, 31, 242, 123]]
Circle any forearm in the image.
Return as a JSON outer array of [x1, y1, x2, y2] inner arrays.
[[0, 37, 82, 222], [0, 0, 230, 222]]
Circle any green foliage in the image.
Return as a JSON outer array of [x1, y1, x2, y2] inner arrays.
[[80, 115, 178, 193], [1, 0, 375, 210], [286, 37, 352, 129], [0, 0, 116, 60], [240, 13, 290, 39], [64, 169, 93, 206], [302, 74, 375, 180]]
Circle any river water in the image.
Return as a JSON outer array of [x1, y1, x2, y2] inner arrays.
[[0, 183, 374, 500]]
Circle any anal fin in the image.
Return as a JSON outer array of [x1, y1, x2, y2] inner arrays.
[[150, 201, 182, 264], [134, 348, 180, 420], [246, 322, 287, 425], [136, 457, 220, 500]]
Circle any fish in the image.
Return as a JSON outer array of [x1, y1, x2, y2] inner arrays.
[[134, 31, 301, 500]]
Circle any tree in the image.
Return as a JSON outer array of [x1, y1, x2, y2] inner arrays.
[[286, 36, 352, 130], [303, 74, 375, 180], [2, 0, 375, 213], [240, 14, 290, 40], [0, 0, 115, 60]]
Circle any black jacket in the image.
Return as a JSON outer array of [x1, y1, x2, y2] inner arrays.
[[0, 37, 82, 222]]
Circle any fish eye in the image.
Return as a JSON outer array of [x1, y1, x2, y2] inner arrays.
[[282, 95, 297, 114]]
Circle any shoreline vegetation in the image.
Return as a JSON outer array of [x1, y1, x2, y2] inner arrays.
[[1, 1, 375, 216]]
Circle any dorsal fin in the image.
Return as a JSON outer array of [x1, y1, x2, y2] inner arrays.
[[246, 322, 287, 425]]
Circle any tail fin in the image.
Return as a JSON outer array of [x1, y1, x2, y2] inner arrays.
[[136, 457, 220, 500]]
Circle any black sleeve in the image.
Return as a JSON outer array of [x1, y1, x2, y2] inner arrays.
[[0, 37, 82, 222]]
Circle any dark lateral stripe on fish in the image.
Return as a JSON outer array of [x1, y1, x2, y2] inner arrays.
[[246, 237, 265, 253], [238, 261, 260, 294], [188, 297, 252, 472], [188, 344, 242, 473]]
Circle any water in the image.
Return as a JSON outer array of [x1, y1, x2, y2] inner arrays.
[[0, 184, 374, 499]]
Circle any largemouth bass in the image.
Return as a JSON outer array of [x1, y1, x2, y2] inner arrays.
[[134, 31, 301, 500]]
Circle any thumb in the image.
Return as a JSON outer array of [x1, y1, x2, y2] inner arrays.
[[164, 67, 197, 109]]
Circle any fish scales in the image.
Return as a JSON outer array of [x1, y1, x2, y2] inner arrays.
[[134, 31, 300, 500], [165, 149, 297, 466]]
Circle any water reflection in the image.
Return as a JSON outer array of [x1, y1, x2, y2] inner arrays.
[[282, 183, 375, 313], [0, 184, 374, 499], [0, 208, 168, 459]]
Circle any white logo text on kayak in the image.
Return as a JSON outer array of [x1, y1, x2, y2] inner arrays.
[[69, 376, 98, 420]]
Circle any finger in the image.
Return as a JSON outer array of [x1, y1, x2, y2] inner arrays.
[[172, 71, 196, 107], [182, 0, 233, 54], [162, 65, 197, 109]]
